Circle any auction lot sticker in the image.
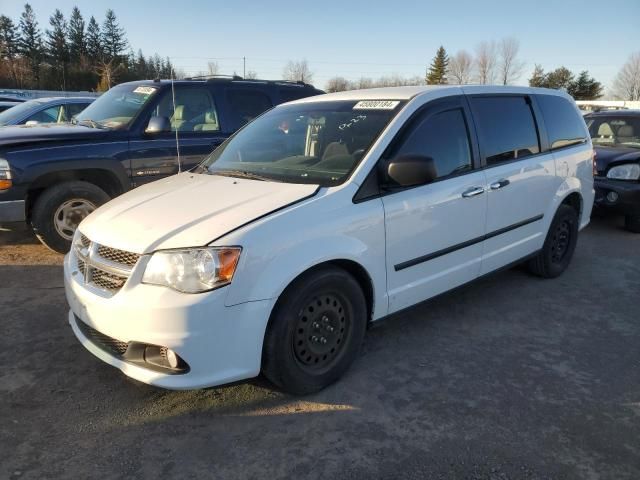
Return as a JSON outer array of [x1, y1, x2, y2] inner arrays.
[[353, 100, 400, 110], [133, 86, 157, 95]]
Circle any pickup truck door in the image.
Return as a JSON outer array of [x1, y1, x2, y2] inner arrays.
[[128, 85, 227, 187]]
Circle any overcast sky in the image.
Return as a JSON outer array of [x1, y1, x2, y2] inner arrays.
[[3, 0, 639, 93]]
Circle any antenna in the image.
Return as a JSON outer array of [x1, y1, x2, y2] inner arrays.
[[171, 68, 182, 173]]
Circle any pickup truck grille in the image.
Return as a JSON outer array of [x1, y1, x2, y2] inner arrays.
[[74, 233, 141, 296]]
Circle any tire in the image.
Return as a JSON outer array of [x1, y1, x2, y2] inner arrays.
[[262, 265, 367, 395], [528, 204, 579, 278], [624, 214, 640, 233], [31, 181, 110, 253]]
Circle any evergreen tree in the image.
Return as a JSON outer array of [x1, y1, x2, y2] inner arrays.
[[68, 6, 86, 62], [0, 15, 20, 86], [46, 10, 68, 64], [544, 66, 574, 90], [426, 46, 449, 85], [568, 70, 603, 100], [86, 16, 102, 61], [101, 9, 127, 60], [18, 3, 44, 87], [528, 64, 546, 87]]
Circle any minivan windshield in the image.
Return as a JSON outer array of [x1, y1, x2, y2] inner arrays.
[[74, 84, 158, 129], [586, 115, 640, 148], [202, 100, 404, 186], [0, 99, 45, 126]]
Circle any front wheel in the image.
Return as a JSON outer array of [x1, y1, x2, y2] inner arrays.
[[528, 204, 579, 278], [31, 181, 110, 253], [262, 266, 367, 395]]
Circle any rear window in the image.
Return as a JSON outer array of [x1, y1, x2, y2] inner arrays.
[[226, 89, 272, 126], [537, 95, 587, 150], [469, 96, 540, 165]]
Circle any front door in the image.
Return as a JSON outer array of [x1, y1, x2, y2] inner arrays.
[[129, 86, 226, 186], [382, 97, 488, 314]]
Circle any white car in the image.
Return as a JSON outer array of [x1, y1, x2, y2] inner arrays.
[[64, 85, 594, 394]]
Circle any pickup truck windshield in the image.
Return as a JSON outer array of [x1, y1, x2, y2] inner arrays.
[[74, 84, 158, 129], [202, 100, 404, 186]]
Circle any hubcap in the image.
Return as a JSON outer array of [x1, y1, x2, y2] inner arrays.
[[293, 293, 349, 370], [550, 219, 571, 263], [53, 198, 96, 241]]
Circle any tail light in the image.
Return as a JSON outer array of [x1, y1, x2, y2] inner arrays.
[[592, 149, 597, 177]]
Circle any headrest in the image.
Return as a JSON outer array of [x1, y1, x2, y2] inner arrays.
[[173, 105, 184, 120], [617, 125, 634, 137], [205, 110, 217, 124], [597, 123, 613, 136]]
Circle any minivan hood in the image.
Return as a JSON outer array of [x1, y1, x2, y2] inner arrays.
[[79, 173, 319, 253]]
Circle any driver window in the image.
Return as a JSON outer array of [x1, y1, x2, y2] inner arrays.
[[153, 88, 219, 133], [393, 108, 472, 179], [25, 105, 62, 124]]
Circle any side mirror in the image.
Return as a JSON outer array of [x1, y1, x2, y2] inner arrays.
[[25, 120, 39, 126], [386, 154, 437, 187], [145, 116, 171, 134]]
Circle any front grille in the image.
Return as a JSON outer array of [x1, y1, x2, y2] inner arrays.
[[97, 245, 141, 268], [76, 317, 129, 356], [91, 269, 128, 292], [74, 232, 140, 296]]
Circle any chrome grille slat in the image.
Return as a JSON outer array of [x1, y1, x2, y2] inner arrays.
[[74, 233, 140, 296]]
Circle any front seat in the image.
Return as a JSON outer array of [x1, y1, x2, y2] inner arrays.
[[596, 123, 614, 144], [194, 110, 219, 131], [322, 141, 349, 160], [616, 125, 635, 144], [170, 105, 186, 131]]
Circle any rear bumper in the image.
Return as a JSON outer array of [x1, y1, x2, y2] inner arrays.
[[594, 177, 640, 215], [0, 200, 26, 223]]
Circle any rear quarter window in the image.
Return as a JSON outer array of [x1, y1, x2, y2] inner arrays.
[[537, 95, 587, 150], [226, 89, 273, 127]]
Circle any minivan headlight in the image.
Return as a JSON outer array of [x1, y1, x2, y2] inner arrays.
[[142, 247, 241, 293], [607, 163, 640, 180]]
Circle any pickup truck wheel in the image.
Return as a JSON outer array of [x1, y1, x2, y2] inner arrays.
[[528, 204, 579, 278], [624, 214, 640, 233], [31, 181, 110, 253], [262, 266, 367, 395]]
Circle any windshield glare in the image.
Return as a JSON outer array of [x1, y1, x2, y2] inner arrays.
[[587, 116, 640, 148], [203, 100, 403, 186], [74, 84, 158, 129]]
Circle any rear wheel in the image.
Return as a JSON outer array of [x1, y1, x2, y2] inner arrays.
[[528, 204, 579, 278], [624, 214, 640, 233], [262, 266, 367, 395], [31, 181, 110, 253]]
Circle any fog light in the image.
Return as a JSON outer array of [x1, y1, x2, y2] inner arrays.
[[166, 348, 179, 369], [606, 191, 619, 203]]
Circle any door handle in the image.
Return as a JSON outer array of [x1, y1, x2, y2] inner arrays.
[[462, 186, 485, 198], [490, 179, 510, 190]]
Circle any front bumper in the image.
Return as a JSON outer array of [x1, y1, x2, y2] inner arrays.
[[64, 252, 274, 390], [0, 199, 26, 222], [594, 177, 640, 215]]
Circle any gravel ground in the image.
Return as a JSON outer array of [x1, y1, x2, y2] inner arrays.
[[1, 216, 639, 480]]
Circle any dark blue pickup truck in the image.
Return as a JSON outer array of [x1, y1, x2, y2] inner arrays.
[[0, 77, 323, 251]]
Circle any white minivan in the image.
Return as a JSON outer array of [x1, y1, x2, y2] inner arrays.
[[64, 86, 594, 394]]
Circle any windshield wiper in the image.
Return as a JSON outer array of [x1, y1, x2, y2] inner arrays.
[[76, 118, 106, 129], [210, 169, 277, 182]]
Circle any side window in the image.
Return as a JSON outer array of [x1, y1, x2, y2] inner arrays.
[[470, 96, 540, 165], [537, 95, 587, 149], [25, 105, 62, 124], [392, 108, 473, 180], [226, 89, 272, 126], [154, 88, 219, 132], [64, 102, 90, 120]]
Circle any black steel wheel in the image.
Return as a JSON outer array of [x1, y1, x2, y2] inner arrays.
[[529, 204, 579, 278], [262, 265, 367, 395]]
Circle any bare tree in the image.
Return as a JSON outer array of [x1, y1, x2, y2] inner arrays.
[[207, 61, 219, 75], [612, 51, 640, 100], [498, 37, 525, 85], [447, 50, 474, 84], [325, 76, 349, 92], [353, 77, 373, 89], [245, 70, 258, 79], [475, 40, 497, 85], [282, 59, 313, 83]]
